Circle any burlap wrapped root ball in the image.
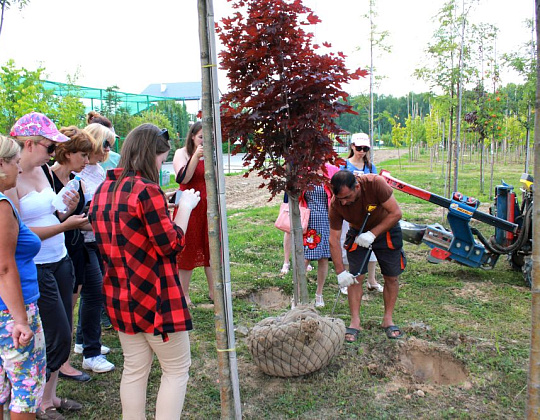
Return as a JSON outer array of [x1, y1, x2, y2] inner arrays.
[[247, 306, 345, 377]]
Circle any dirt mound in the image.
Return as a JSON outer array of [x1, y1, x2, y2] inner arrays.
[[248, 287, 290, 310]]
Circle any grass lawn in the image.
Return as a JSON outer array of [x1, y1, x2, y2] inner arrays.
[[58, 151, 531, 419]]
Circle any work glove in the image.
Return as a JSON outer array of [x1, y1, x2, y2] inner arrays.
[[354, 231, 376, 248], [178, 188, 201, 210], [337, 271, 358, 288]]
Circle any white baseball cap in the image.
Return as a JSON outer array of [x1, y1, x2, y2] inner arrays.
[[351, 133, 370, 147]]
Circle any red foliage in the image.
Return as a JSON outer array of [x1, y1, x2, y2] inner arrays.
[[217, 0, 366, 198]]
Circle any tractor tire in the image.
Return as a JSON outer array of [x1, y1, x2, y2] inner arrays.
[[508, 252, 525, 272], [522, 256, 532, 289]]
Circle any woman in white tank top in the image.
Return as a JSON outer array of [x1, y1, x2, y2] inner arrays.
[[5, 112, 89, 418]]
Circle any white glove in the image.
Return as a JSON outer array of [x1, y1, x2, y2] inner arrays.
[[178, 188, 201, 210], [354, 231, 376, 248], [337, 271, 358, 288]]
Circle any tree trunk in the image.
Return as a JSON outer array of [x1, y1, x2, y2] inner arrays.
[[526, 103, 532, 174], [446, 107, 454, 199], [197, 1, 242, 418], [288, 192, 309, 305], [0, 1, 6, 41], [526, 2, 540, 417], [489, 137, 495, 199], [454, 4, 466, 193], [480, 137, 485, 194]]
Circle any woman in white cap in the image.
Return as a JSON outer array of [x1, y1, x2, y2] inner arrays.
[[340, 133, 383, 293], [6, 112, 88, 420]]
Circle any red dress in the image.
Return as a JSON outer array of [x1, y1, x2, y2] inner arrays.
[[177, 159, 210, 270]]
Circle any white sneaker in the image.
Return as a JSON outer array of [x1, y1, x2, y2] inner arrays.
[[82, 355, 115, 373], [74, 344, 110, 355], [315, 294, 325, 308]]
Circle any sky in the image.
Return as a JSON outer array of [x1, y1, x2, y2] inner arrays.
[[0, 0, 534, 100]]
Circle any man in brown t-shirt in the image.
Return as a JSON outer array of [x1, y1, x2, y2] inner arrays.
[[329, 170, 406, 342]]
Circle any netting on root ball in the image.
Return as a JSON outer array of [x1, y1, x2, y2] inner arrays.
[[247, 306, 345, 377]]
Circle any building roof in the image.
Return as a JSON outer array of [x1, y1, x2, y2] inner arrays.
[[140, 82, 202, 100]]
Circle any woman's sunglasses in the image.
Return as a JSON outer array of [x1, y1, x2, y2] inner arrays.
[[102, 139, 112, 149], [158, 128, 170, 141], [354, 145, 370, 152], [37, 141, 57, 154]]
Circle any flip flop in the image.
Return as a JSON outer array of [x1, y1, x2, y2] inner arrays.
[[345, 327, 360, 343], [384, 325, 403, 339]]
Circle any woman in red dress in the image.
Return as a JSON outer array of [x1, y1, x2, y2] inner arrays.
[[173, 122, 213, 306]]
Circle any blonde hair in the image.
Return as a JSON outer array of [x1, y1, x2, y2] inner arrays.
[[12, 135, 46, 149], [0, 135, 21, 179], [84, 123, 116, 159]]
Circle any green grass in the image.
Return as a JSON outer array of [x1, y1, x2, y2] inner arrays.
[[59, 152, 531, 419]]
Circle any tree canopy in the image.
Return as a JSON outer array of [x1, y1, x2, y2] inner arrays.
[[217, 0, 367, 198]]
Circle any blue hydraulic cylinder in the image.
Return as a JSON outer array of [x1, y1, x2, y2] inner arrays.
[[494, 183, 516, 246], [446, 201, 490, 268]]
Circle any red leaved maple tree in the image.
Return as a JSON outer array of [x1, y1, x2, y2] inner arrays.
[[217, 0, 367, 303], [217, 0, 367, 196]]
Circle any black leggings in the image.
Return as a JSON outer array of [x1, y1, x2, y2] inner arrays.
[[36, 255, 75, 376]]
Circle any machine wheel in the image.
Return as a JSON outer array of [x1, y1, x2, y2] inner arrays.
[[522, 256, 532, 289], [508, 252, 525, 272]]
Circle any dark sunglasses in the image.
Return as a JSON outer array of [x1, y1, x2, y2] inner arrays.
[[354, 145, 370, 152], [102, 139, 112, 149], [158, 128, 170, 141], [38, 141, 57, 154]]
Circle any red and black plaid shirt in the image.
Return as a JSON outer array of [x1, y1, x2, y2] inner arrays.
[[89, 169, 192, 340]]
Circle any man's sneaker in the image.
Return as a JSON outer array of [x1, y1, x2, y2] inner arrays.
[[82, 355, 115, 373], [74, 344, 110, 355]]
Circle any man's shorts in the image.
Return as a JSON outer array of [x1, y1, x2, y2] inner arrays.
[[347, 224, 406, 277]]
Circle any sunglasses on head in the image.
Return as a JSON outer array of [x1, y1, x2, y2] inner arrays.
[[38, 141, 56, 154], [158, 128, 170, 141], [354, 145, 370, 152]]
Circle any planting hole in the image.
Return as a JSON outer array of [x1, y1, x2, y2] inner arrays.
[[249, 287, 290, 309], [399, 347, 468, 385]]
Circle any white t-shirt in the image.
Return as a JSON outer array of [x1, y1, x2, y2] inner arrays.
[[77, 164, 106, 243]]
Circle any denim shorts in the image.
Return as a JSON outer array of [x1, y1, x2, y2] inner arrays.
[[0, 302, 46, 413]]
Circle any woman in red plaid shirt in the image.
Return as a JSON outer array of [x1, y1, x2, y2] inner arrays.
[[89, 124, 200, 420]]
